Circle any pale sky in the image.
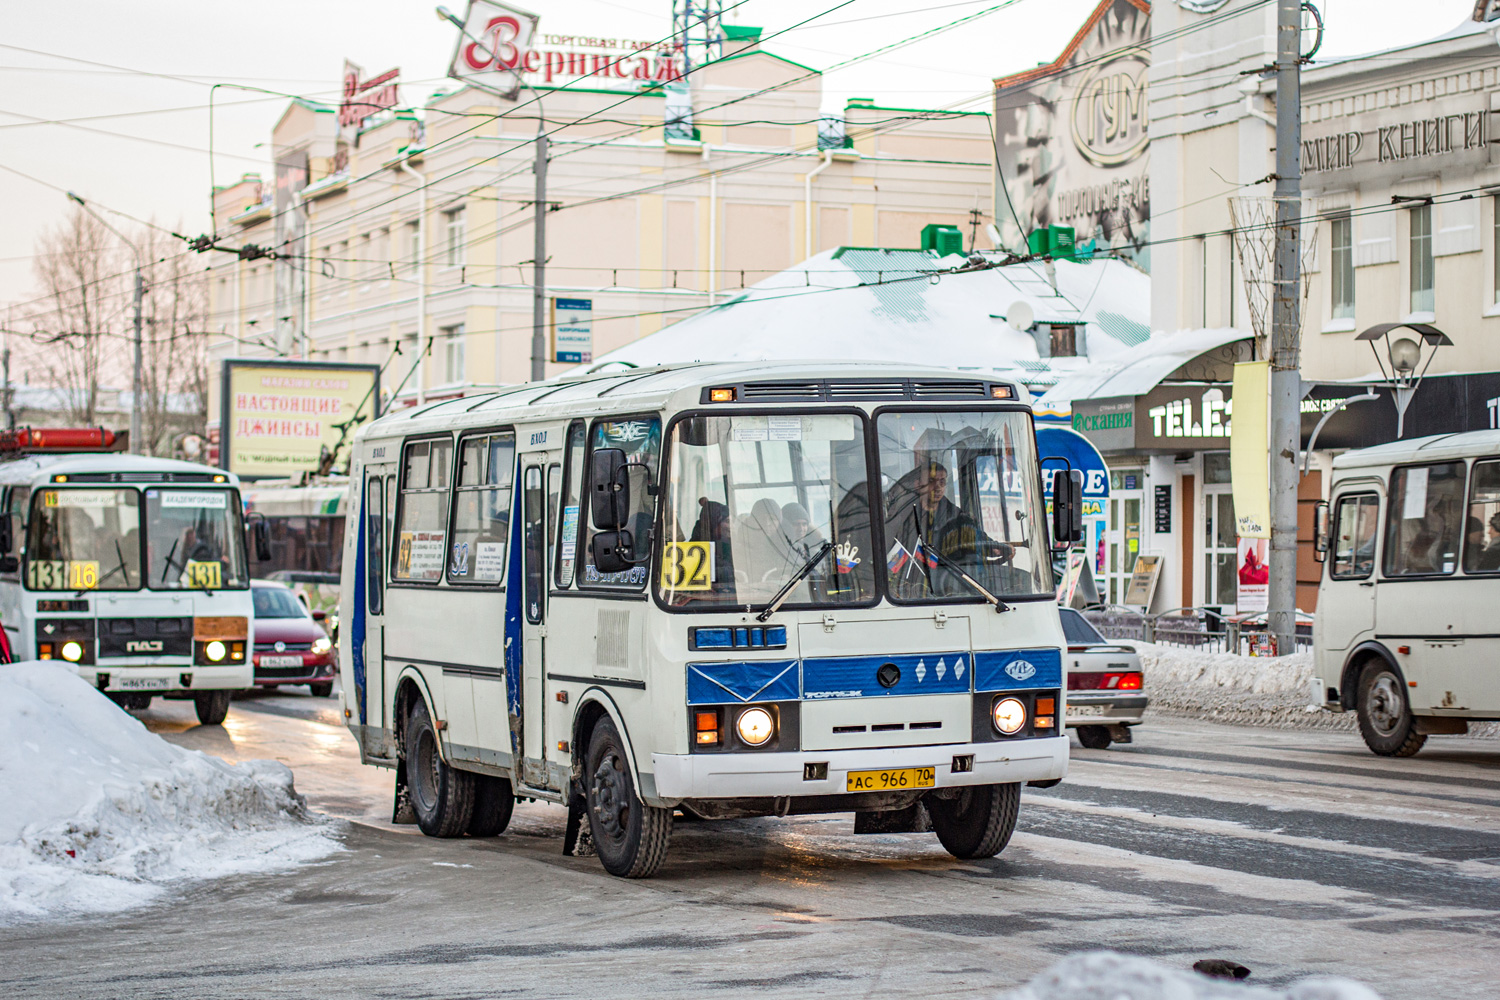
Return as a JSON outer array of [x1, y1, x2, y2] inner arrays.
[[0, 0, 1481, 312]]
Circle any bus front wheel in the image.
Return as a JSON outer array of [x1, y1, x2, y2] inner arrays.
[[406, 698, 475, 837], [926, 783, 1020, 860], [193, 690, 232, 725], [1357, 662, 1426, 757], [584, 716, 671, 878]]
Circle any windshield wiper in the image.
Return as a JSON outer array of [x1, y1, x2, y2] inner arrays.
[[159, 538, 182, 585], [906, 500, 1011, 614], [753, 540, 833, 623], [91, 540, 130, 590]]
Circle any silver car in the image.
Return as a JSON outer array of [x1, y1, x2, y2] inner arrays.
[[1060, 608, 1147, 749]]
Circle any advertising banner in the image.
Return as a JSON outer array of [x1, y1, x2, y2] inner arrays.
[[1235, 537, 1269, 612], [220, 360, 380, 479], [1230, 361, 1271, 539], [993, 0, 1150, 265]]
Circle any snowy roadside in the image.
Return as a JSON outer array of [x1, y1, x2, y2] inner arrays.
[[1005, 951, 1382, 1000], [0, 661, 341, 925], [1132, 641, 1500, 738]]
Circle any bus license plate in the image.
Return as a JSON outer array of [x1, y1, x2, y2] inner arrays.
[[259, 655, 303, 668], [846, 767, 935, 792], [116, 677, 169, 691]]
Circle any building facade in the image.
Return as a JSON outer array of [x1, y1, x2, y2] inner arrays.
[[206, 28, 999, 442]]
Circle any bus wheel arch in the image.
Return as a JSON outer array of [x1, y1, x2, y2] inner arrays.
[[1340, 643, 1393, 712], [570, 690, 645, 796], [1345, 646, 1426, 758], [392, 668, 443, 762]]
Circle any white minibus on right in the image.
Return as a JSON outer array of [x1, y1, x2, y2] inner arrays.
[[1315, 429, 1500, 755]]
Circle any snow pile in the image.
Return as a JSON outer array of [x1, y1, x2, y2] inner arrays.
[[1005, 951, 1383, 1000], [1136, 642, 1316, 696], [0, 662, 339, 923]]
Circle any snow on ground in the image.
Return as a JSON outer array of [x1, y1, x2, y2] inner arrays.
[[1005, 952, 1383, 1000], [0, 662, 339, 924]]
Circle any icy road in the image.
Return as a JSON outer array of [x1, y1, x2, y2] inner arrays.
[[1, 692, 1497, 999]]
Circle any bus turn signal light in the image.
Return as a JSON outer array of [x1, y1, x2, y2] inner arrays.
[[695, 710, 720, 745], [708, 387, 736, 402]]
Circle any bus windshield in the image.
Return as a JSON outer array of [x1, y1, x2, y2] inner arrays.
[[144, 489, 249, 591], [658, 412, 875, 608], [876, 410, 1052, 601], [26, 488, 142, 591]]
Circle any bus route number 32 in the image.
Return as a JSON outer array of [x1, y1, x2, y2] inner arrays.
[[660, 541, 713, 591]]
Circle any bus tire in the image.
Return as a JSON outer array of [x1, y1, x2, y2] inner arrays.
[[927, 783, 1020, 860], [1356, 661, 1426, 757], [193, 690, 232, 725], [584, 716, 671, 878], [309, 682, 334, 698], [1076, 725, 1112, 750], [406, 698, 475, 837], [467, 774, 515, 837]]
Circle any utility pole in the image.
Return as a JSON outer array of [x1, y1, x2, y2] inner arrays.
[[1267, 0, 1303, 654], [69, 192, 145, 454], [531, 134, 548, 383]]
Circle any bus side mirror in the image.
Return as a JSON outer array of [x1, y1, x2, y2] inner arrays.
[[591, 529, 635, 573], [1313, 500, 1329, 562], [1051, 469, 1083, 546], [590, 448, 630, 530]]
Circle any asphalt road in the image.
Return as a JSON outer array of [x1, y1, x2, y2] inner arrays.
[[2, 689, 1498, 999]]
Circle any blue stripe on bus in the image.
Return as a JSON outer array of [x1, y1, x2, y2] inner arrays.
[[502, 473, 524, 757], [972, 648, 1062, 692], [350, 484, 368, 726], [801, 652, 971, 699], [686, 660, 799, 705]]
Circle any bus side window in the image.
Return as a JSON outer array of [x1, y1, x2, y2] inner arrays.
[[1383, 462, 1465, 577], [1463, 459, 1500, 574], [555, 421, 586, 589], [448, 431, 514, 586], [366, 476, 385, 615], [1330, 494, 1378, 580], [392, 437, 454, 584], [580, 416, 661, 589]]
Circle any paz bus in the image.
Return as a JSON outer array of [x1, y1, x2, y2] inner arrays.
[[1315, 429, 1500, 756], [0, 428, 257, 725], [339, 362, 1082, 877]]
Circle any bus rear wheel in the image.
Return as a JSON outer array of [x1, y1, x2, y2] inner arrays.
[[406, 698, 474, 837], [1357, 662, 1426, 757], [926, 783, 1020, 860], [193, 690, 232, 725], [584, 716, 671, 878]]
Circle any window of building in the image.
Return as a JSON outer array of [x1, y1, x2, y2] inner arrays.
[[1384, 461, 1464, 577], [404, 221, 420, 271], [441, 323, 465, 383], [449, 431, 514, 585], [444, 207, 465, 268], [1330, 214, 1354, 320], [392, 437, 453, 583], [1409, 204, 1434, 315]]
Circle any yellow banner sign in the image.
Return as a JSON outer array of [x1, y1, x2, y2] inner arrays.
[[1230, 361, 1271, 539], [222, 361, 379, 478]]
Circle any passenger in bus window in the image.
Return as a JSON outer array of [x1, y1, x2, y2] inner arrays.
[[690, 499, 736, 586], [780, 502, 823, 558]]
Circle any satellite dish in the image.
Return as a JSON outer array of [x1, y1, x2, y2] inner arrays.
[[1006, 301, 1035, 332]]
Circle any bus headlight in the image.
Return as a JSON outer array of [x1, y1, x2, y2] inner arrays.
[[204, 640, 227, 663], [60, 640, 84, 663], [992, 697, 1026, 735], [311, 636, 333, 656], [736, 707, 775, 746]]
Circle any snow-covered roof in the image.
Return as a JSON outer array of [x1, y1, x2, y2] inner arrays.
[[1332, 428, 1500, 470], [592, 248, 1150, 375], [1036, 327, 1253, 406]]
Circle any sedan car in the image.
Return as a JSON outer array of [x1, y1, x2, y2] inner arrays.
[[1060, 607, 1146, 749], [251, 580, 335, 697]]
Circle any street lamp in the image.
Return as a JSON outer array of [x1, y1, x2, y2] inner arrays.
[[436, 4, 550, 384], [1355, 322, 1453, 438], [67, 192, 145, 455]]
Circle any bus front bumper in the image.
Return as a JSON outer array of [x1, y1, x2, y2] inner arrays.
[[77, 663, 251, 694], [651, 735, 1068, 800]]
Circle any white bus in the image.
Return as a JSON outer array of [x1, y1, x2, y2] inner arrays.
[[0, 442, 256, 725], [1315, 429, 1500, 756], [241, 479, 347, 619], [340, 362, 1080, 877]]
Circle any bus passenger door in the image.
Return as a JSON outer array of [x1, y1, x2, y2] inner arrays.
[[1323, 489, 1380, 658], [519, 458, 558, 787], [357, 465, 395, 748]]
